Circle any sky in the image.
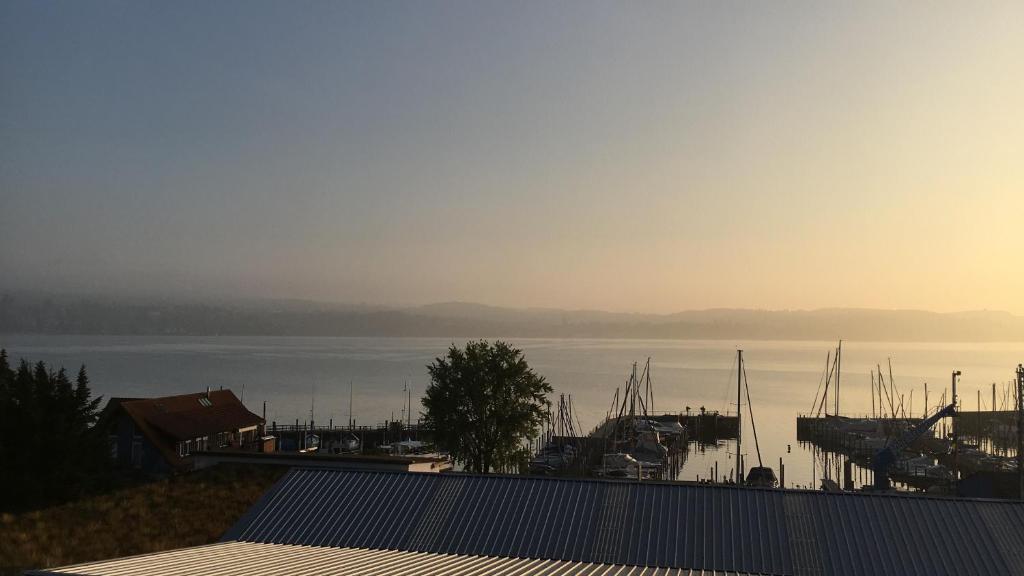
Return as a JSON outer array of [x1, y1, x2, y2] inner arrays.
[[1, 1, 1022, 314]]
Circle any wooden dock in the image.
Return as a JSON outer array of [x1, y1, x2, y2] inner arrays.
[[674, 412, 738, 441], [954, 410, 1019, 445], [591, 412, 738, 442], [267, 420, 433, 453]]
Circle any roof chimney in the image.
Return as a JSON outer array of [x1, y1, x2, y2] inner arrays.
[[206, 386, 210, 398]]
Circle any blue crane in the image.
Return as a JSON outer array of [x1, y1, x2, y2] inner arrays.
[[872, 402, 956, 490]]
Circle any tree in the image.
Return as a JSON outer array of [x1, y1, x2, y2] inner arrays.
[[423, 340, 552, 473], [0, 350, 109, 511]]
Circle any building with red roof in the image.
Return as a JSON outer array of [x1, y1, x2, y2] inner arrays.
[[105, 389, 264, 473]]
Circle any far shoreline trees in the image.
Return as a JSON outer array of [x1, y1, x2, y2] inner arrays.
[[422, 340, 552, 474]]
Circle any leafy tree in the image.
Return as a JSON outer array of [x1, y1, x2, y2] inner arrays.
[[0, 350, 108, 511], [423, 340, 552, 473]]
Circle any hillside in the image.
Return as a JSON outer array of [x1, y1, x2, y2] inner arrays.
[[0, 464, 285, 576], [1, 293, 1022, 342]]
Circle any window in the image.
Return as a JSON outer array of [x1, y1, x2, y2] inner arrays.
[[108, 435, 118, 459], [177, 440, 197, 457], [131, 437, 143, 468], [241, 429, 254, 445], [198, 397, 212, 407]]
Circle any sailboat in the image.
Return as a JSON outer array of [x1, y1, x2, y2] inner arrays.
[[735, 349, 777, 488], [611, 360, 670, 467], [529, 394, 581, 475], [589, 359, 679, 479]]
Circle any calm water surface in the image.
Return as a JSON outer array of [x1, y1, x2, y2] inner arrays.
[[3, 335, 1022, 488]]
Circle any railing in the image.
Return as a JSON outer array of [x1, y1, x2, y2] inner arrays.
[[267, 422, 433, 434]]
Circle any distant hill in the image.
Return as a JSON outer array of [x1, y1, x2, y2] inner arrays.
[[0, 292, 1021, 342]]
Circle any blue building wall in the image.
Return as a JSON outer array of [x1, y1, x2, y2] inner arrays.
[[111, 413, 174, 474]]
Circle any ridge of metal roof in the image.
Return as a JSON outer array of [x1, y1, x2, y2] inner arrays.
[[241, 465, 1021, 503], [224, 468, 1024, 576], [27, 542, 768, 576], [194, 449, 447, 465]]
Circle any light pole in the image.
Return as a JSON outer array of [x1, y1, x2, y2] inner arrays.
[[1016, 364, 1023, 499]]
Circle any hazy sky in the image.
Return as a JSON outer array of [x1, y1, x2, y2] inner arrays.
[[2, 2, 1022, 313]]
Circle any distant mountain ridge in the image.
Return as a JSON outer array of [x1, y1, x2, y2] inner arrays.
[[0, 292, 1021, 342]]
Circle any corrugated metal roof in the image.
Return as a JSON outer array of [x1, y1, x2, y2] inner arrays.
[[226, 469, 1024, 576], [27, 541, 757, 576]]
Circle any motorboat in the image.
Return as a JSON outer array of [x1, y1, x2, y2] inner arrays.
[[595, 452, 651, 479], [895, 454, 935, 474], [529, 442, 576, 473], [340, 434, 360, 453], [384, 439, 429, 455], [820, 478, 841, 491], [632, 430, 669, 460]]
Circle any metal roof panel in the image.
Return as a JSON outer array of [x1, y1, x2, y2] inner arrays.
[[223, 469, 1024, 576]]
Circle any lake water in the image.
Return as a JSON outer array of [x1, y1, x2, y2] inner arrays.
[[3, 334, 1021, 488]]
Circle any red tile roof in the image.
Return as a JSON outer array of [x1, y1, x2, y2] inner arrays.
[[117, 390, 264, 469], [122, 390, 263, 441]]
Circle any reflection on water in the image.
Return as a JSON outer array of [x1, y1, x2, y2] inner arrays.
[[2, 334, 1021, 488]]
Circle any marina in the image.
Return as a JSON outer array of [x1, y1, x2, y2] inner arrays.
[[4, 334, 1022, 490], [266, 420, 435, 455], [262, 353, 1024, 498], [526, 358, 741, 481], [797, 362, 1024, 498]]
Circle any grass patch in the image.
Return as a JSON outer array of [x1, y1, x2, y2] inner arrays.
[[0, 464, 287, 576]]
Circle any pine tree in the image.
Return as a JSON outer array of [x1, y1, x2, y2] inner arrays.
[[0, 350, 10, 490], [0, 350, 110, 511], [75, 364, 101, 421]]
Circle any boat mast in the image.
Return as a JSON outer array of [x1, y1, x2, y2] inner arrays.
[[818, 350, 832, 417], [835, 340, 842, 416], [405, 380, 412, 429], [736, 349, 743, 483], [646, 357, 654, 414], [1016, 364, 1023, 499], [626, 360, 634, 420], [870, 371, 875, 419], [742, 359, 764, 468]]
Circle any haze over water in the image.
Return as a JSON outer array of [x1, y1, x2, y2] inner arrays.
[[3, 0, 1023, 495], [4, 334, 1021, 488]]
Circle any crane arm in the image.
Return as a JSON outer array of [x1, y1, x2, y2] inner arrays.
[[872, 402, 955, 490]]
